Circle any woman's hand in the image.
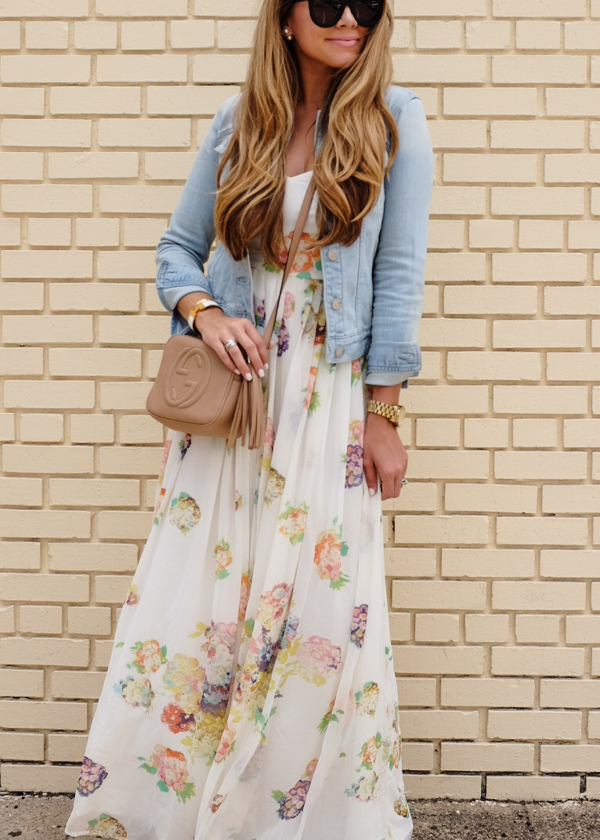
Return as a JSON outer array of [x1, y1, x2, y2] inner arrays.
[[363, 411, 408, 501], [194, 307, 274, 380]]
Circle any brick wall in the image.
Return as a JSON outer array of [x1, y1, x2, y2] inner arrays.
[[1, 0, 599, 802]]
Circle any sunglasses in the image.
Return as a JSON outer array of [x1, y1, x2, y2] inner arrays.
[[294, 0, 385, 29]]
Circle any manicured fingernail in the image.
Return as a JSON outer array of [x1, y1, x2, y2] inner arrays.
[[369, 488, 375, 497], [258, 369, 265, 378], [235, 369, 240, 376], [245, 372, 252, 381], [264, 363, 269, 370]]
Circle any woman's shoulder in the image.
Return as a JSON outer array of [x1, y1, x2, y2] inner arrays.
[[384, 84, 422, 117], [214, 92, 243, 130]]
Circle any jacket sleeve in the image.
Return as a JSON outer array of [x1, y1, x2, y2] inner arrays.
[[365, 94, 434, 388], [155, 95, 236, 334]]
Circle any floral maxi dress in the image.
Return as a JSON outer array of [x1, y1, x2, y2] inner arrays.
[[65, 170, 413, 840]]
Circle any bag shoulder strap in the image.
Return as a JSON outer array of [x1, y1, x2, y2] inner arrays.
[[263, 175, 317, 347]]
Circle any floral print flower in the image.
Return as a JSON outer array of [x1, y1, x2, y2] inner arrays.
[[255, 299, 266, 328], [394, 792, 410, 817], [360, 733, 382, 770], [303, 366, 321, 414], [163, 653, 205, 715], [214, 723, 236, 764], [277, 319, 290, 356], [297, 636, 342, 679], [345, 771, 379, 803], [77, 757, 108, 797], [139, 745, 196, 803], [355, 681, 380, 718], [279, 614, 299, 650], [345, 420, 365, 488], [283, 291, 295, 320], [169, 492, 201, 536], [161, 703, 195, 733], [350, 604, 368, 648], [214, 539, 233, 580], [351, 358, 363, 386], [313, 519, 350, 589], [179, 434, 191, 459], [87, 814, 127, 839], [234, 490, 242, 511], [256, 582, 293, 631], [114, 676, 154, 710], [264, 467, 286, 508], [272, 758, 318, 820], [278, 502, 308, 545], [181, 712, 227, 766], [125, 584, 139, 606], [210, 793, 227, 813], [129, 640, 167, 675], [262, 416, 275, 469], [317, 699, 345, 733], [238, 571, 251, 622]]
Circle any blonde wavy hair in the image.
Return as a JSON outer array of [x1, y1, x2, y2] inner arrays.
[[214, 0, 399, 269]]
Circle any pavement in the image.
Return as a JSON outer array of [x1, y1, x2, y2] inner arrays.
[[1, 795, 600, 839]]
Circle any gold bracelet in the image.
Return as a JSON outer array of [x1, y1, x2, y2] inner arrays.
[[366, 399, 406, 428]]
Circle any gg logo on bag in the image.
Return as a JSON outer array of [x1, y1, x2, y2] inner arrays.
[[165, 347, 211, 409]]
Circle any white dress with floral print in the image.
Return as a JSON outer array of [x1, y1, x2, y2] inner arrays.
[[66, 171, 413, 840]]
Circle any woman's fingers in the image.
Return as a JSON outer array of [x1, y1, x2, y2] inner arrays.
[[243, 321, 272, 367], [363, 451, 378, 497]]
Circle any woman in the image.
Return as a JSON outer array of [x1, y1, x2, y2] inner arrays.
[[66, 1, 433, 838]]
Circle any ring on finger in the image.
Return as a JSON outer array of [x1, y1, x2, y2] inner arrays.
[[401, 477, 408, 486], [223, 339, 237, 353]]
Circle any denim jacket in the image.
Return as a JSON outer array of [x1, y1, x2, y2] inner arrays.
[[156, 85, 433, 386]]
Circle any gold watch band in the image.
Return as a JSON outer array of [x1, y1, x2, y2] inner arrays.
[[366, 399, 407, 427]]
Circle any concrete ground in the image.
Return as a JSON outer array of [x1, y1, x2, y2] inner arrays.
[[1, 795, 600, 838]]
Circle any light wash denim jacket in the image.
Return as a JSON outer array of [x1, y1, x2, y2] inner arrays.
[[156, 84, 434, 387]]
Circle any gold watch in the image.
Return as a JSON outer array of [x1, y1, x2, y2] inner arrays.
[[367, 399, 407, 428]]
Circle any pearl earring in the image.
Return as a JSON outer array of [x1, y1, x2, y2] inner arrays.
[[284, 28, 293, 40]]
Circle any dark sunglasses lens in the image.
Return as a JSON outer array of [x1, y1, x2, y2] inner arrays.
[[310, 0, 344, 27], [309, 0, 384, 28], [350, 0, 384, 26]]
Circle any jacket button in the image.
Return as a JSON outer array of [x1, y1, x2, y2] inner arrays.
[[332, 298, 342, 310], [335, 346, 345, 358], [328, 248, 339, 261]]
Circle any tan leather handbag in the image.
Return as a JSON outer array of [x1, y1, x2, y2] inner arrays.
[[147, 176, 316, 451]]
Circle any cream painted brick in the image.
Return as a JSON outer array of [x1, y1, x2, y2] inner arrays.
[[3, 250, 92, 280], [0, 669, 43, 699], [443, 548, 534, 579], [0, 477, 42, 507], [0, 217, 20, 246], [593, 322, 600, 348], [99, 446, 162, 476], [0, 699, 87, 731], [51, 87, 141, 116], [566, 616, 600, 644], [20, 414, 64, 443], [124, 218, 168, 246], [98, 251, 156, 279], [1, 765, 79, 794], [547, 156, 600, 186], [489, 710, 581, 740], [394, 56, 486, 85], [494, 581, 585, 611], [492, 188, 584, 217], [70, 414, 115, 444], [445, 285, 535, 316], [171, 20, 214, 49], [416, 418, 460, 448], [52, 284, 138, 313], [406, 775, 481, 800], [99, 185, 181, 214], [427, 120, 487, 149], [388, 613, 411, 641], [541, 745, 600, 773], [0, 544, 40, 572], [0, 638, 89, 668], [519, 220, 564, 250], [468, 221, 515, 250], [543, 485, 600, 515], [94, 638, 114, 667], [395, 515, 488, 546], [99, 119, 190, 148], [47, 733, 87, 763], [0, 606, 15, 633], [588, 189, 600, 216], [402, 710, 478, 740], [466, 20, 511, 49], [492, 120, 584, 151], [3, 316, 93, 345], [1, 119, 91, 149], [513, 419, 557, 448], [26, 21, 69, 50], [0, 282, 42, 312], [431, 186, 486, 216], [97, 511, 154, 540], [2, 185, 93, 214], [442, 742, 533, 772], [547, 88, 600, 118], [49, 348, 141, 378], [447, 351, 541, 382], [493, 56, 586, 85], [569, 221, 600, 250], [516, 614, 560, 643], [193, 54, 249, 84], [28, 218, 71, 247], [49, 479, 139, 508], [121, 21, 165, 51], [0, 21, 20, 49], [588, 713, 600, 739], [99, 315, 169, 344], [445, 484, 537, 514], [101, 382, 152, 410], [445, 154, 537, 184], [145, 152, 195, 181], [0, 152, 43, 180], [542, 679, 600, 708], [493, 0, 585, 14], [488, 776, 581, 803], [402, 743, 434, 772], [393, 646, 484, 676], [0, 348, 43, 376], [408, 450, 489, 480], [147, 85, 240, 116], [416, 21, 462, 49], [564, 419, 600, 448], [441, 678, 534, 708], [420, 319, 486, 348], [443, 88, 537, 117], [541, 550, 600, 579], [96, 55, 186, 83], [217, 19, 256, 50], [0, 416, 16, 443], [516, 21, 560, 50], [74, 21, 117, 50], [392, 580, 486, 611], [405, 385, 488, 415], [2, 574, 88, 605], [97, 0, 187, 15], [493, 253, 586, 284], [0, 0, 89, 16], [428, 220, 464, 250], [590, 60, 600, 87], [51, 670, 105, 699], [1, 56, 91, 84], [2, 444, 93, 475], [19, 606, 63, 635], [0, 732, 44, 761], [465, 614, 510, 642], [495, 451, 586, 481], [397, 0, 487, 14], [397, 677, 437, 707], [390, 20, 411, 50], [493, 385, 587, 415], [119, 415, 164, 445], [385, 548, 436, 578], [68, 607, 112, 636], [94, 573, 132, 603], [492, 646, 584, 677], [547, 353, 600, 382], [75, 218, 120, 247], [49, 542, 137, 574], [494, 320, 585, 349], [415, 614, 460, 643]]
